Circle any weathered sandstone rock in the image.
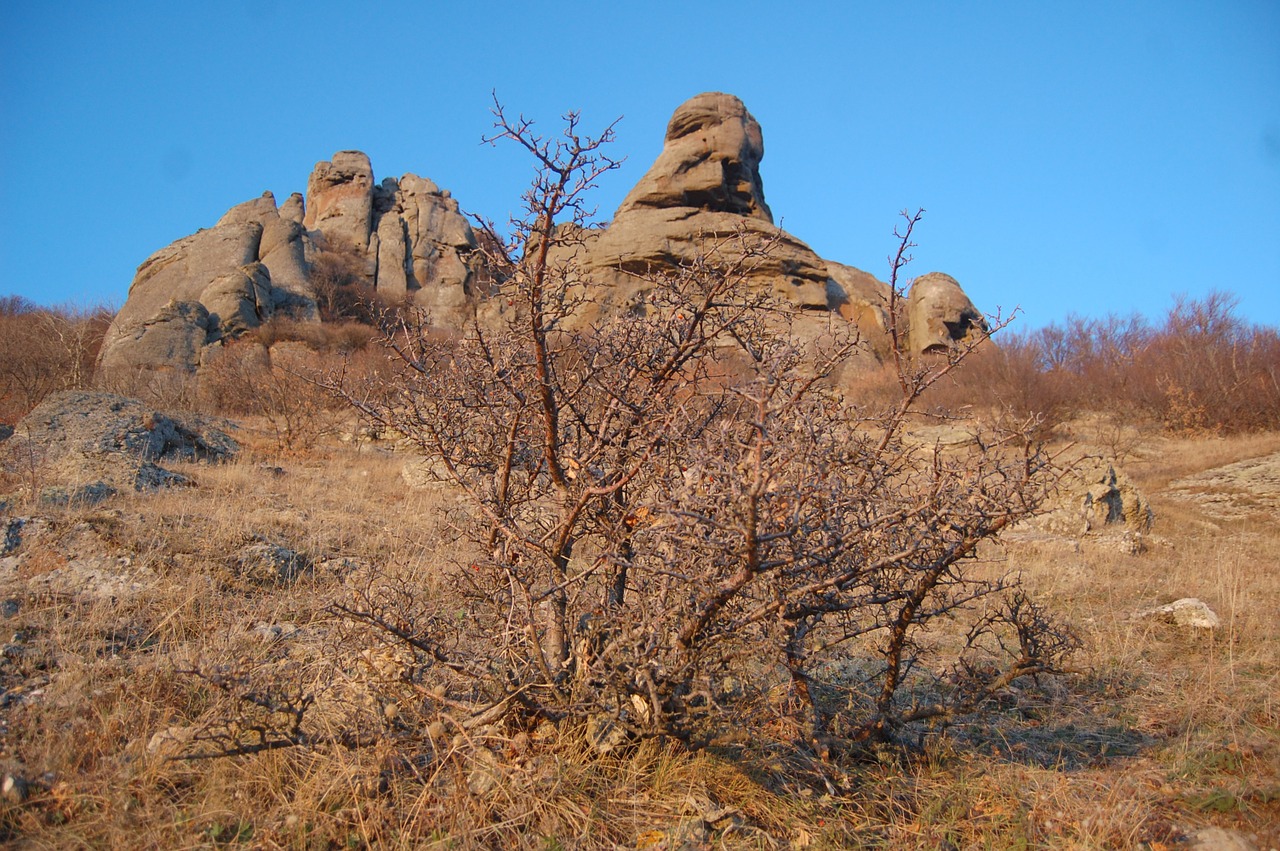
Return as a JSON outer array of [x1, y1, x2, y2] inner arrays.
[[304, 150, 375, 250], [101, 93, 987, 382], [906, 272, 988, 355], [372, 173, 480, 324], [616, 92, 772, 222], [1137, 597, 1221, 630], [539, 92, 982, 363], [548, 93, 838, 319], [99, 191, 322, 379]]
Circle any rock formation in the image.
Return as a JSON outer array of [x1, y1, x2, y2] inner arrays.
[[906, 272, 988, 355], [1030, 457, 1155, 537], [99, 160, 481, 380], [99, 92, 985, 381], [535, 92, 982, 355], [1, 391, 238, 502]]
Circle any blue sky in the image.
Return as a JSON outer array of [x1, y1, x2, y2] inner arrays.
[[2, 1, 1277, 329]]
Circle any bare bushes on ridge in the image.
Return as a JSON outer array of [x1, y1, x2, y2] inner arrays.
[[198, 336, 392, 452], [309, 245, 408, 327], [0, 297, 113, 423], [923, 291, 1280, 435]]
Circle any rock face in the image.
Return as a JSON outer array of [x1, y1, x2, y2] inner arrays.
[[542, 93, 836, 318], [616, 92, 772, 222], [304, 151, 375, 251], [538, 92, 982, 355], [99, 191, 319, 381], [99, 93, 984, 380], [370, 174, 480, 327]]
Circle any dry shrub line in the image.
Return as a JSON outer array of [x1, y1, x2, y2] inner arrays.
[[926, 289, 1280, 436], [186, 101, 1079, 764], [0, 298, 112, 424]]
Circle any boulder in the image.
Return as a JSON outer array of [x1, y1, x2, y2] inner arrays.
[[199, 263, 273, 341], [906, 272, 988, 355], [279, 192, 305, 223], [1137, 598, 1221, 630], [98, 300, 211, 378], [376, 172, 480, 323], [1031, 457, 1154, 536], [1, 391, 237, 499]]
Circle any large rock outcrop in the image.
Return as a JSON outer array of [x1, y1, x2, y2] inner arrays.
[[535, 92, 981, 355], [99, 159, 481, 380], [540, 93, 835, 320], [99, 92, 985, 381], [99, 191, 320, 380]]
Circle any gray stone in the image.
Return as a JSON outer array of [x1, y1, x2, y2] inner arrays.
[[232, 541, 310, 585], [98, 299, 211, 378], [1184, 827, 1258, 850], [304, 150, 375, 251], [1138, 597, 1221, 630], [1032, 457, 1154, 536], [545, 93, 839, 319], [99, 94, 991, 383], [906, 272, 988, 355], [98, 192, 324, 377], [199, 264, 273, 341], [278, 192, 305, 224], [25, 556, 153, 601], [2, 391, 236, 496]]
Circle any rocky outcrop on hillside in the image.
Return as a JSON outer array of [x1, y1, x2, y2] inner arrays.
[[98, 92, 985, 380], [0, 391, 238, 503], [1025, 456, 1154, 538], [99, 159, 481, 380], [536, 93, 882, 338]]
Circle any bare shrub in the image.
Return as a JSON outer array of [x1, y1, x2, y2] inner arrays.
[[922, 330, 1071, 438], [923, 293, 1279, 437], [198, 339, 347, 453], [252, 317, 378, 352], [0, 299, 112, 422], [251, 101, 1081, 760], [1141, 291, 1280, 433], [309, 246, 404, 327]]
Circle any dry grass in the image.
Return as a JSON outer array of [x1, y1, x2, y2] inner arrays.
[[3, 420, 1279, 849]]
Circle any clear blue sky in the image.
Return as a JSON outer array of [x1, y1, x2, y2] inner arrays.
[[2, 1, 1277, 329]]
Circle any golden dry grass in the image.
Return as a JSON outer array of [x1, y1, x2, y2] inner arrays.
[[2, 416, 1278, 849]]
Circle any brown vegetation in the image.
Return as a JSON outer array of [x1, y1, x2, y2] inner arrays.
[[0, 297, 112, 424], [1, 405, 1277, 847], [924, 291, 1280, 438]]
